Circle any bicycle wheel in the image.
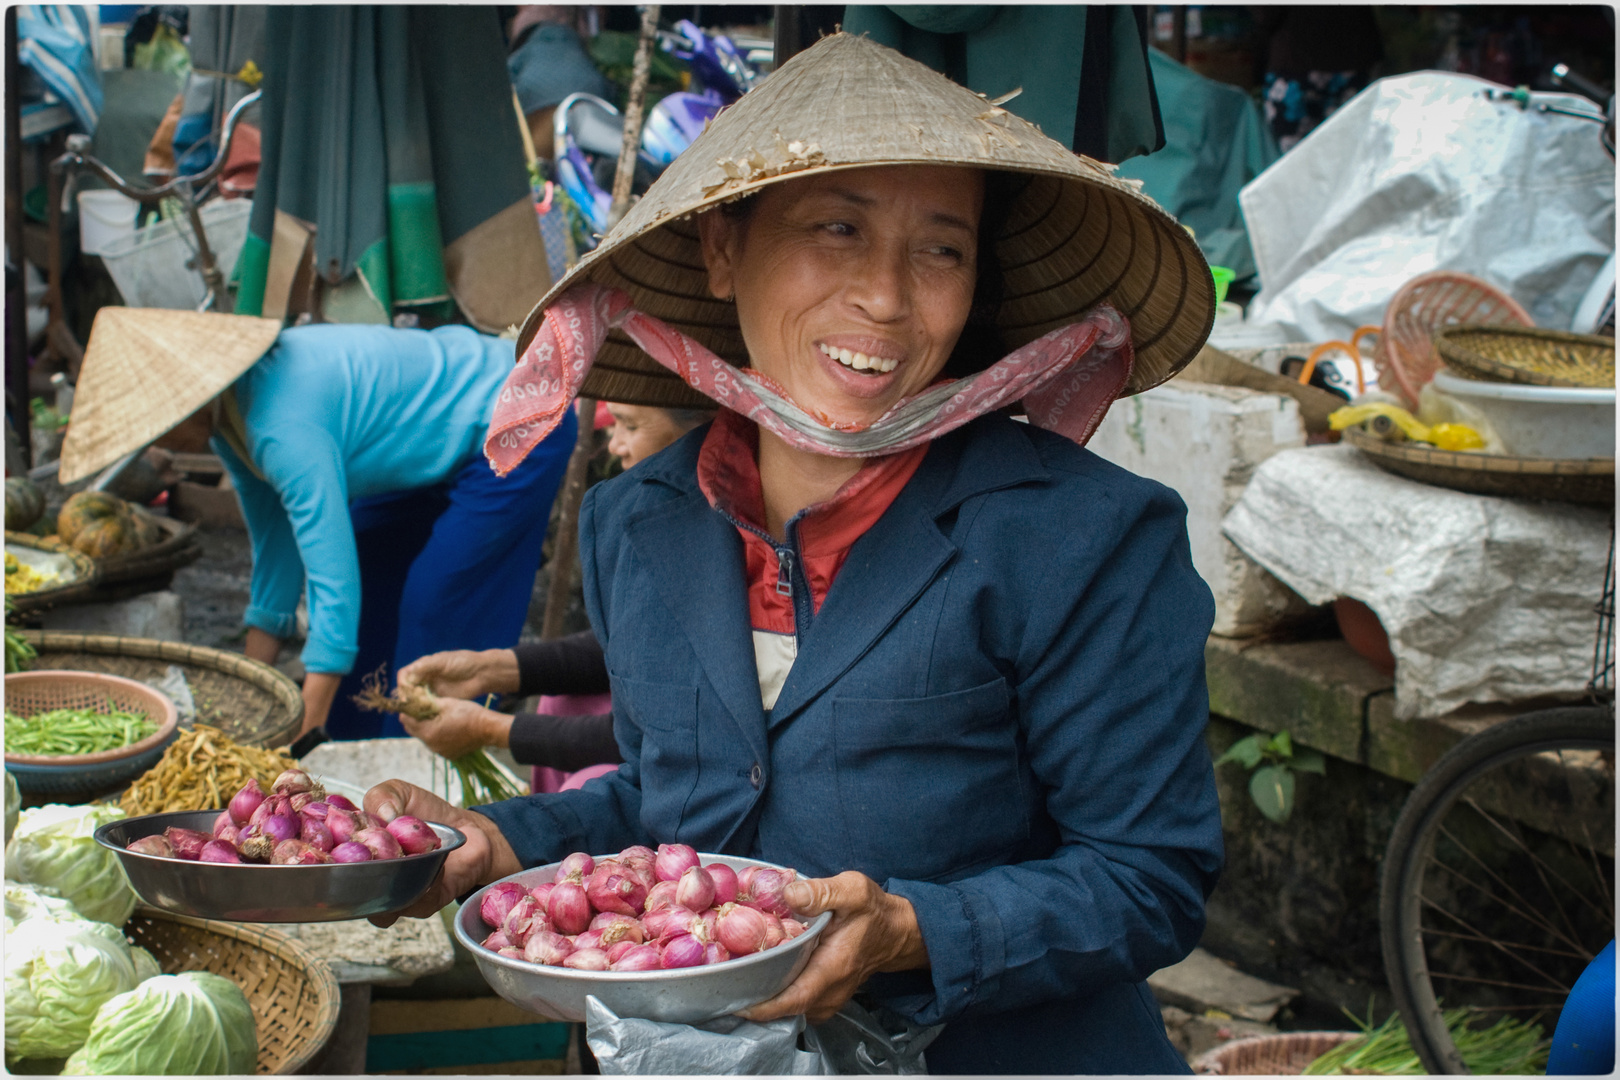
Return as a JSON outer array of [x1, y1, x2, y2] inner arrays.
[[1380, 705, 1615, 1074]]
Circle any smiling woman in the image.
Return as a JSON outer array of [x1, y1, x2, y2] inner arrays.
[[367, 33, 1222, 1075]]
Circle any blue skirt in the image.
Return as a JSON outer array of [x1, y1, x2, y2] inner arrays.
[[324, 408, 577, 740]]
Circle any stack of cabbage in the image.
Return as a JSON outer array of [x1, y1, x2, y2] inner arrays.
[[3, 803, 257, 1074]]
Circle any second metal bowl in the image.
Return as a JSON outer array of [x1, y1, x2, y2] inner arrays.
[[95, 809, 465, 922]]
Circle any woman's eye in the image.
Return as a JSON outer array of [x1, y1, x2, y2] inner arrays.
[[821, 221, 857, 238]]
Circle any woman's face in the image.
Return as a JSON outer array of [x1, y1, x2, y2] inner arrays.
[[698, 166, 984, 429], [606, 404, 689, 469]]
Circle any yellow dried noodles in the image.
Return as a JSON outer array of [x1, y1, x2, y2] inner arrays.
[[120, 724, 296, 815]]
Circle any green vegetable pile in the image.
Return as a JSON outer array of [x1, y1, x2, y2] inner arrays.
[[3, 878, 258, 1073], [5, 598, 35, 673], [4, 705, 158, 756], [1303, 1005, 1550, 1075], [5, 804, 139, 927]]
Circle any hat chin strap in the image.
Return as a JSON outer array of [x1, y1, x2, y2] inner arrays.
[[486, 284, 1134, 476]]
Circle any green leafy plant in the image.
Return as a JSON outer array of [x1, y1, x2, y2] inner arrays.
[[1213, 730, 1325, 823]]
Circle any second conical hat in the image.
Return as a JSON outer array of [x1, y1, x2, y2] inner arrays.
[[58, 307, 282, 484], [518, 31, 1214, 409]]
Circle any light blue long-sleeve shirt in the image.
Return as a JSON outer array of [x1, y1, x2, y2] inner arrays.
[[211, 323, 517, 675]]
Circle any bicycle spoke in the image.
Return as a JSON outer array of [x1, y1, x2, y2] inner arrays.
[[1428, 970, 1574, 996], [1426, 837, 1586, 956], [1419, 893, 1574, 993], [1463, 784, 1611, 927], [1419, 927, 1591, 961]]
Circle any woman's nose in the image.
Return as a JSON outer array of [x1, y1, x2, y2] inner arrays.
[[845, 243, 910, 322]]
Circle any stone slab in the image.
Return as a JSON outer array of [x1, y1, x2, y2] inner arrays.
[[1090, 381, 1311, 637], [251, 915, 455, 986], [301, 737, 465, 807], [39, 590, 185, 640], [1150, 947, 1300, 1023]]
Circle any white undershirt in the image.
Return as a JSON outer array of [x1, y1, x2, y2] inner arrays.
[[752, 630, 798, 710]]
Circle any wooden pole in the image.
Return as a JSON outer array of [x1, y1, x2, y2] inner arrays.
[[606, 4, 659, 230], [540, 6, 660, 637], [540, 398, 597, 639]]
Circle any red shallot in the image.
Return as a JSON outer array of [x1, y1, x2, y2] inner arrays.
[[385, 815, 442, 855], [330, 841, 372, 863]]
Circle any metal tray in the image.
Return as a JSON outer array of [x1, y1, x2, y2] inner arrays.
[[95, 809, 466, 922]]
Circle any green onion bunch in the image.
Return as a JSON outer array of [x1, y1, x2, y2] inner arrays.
[[1304, 1005, 1550, 1075]]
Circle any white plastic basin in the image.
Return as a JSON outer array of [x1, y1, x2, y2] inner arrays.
[[1431, 369, 1615, 460]]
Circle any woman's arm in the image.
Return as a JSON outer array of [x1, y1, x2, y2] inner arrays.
[[510, 631, 609, 697], [507, 712, 623, 770], [874, 486, 1223, 1026]]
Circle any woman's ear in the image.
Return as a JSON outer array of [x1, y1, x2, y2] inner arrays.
[[696, 209, 737, 302]]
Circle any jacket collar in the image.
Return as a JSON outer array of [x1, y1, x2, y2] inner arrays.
[[623, 416, 1052, 731]]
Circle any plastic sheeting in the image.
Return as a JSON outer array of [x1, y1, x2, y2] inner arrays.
[[1223, 445, 1612, 720], [1240, 72, 1615, 342], [584, 995, 940, 1075]]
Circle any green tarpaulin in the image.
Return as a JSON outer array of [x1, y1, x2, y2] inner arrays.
[[841, 5, 1164, 164], [236, 5, 549, 329]]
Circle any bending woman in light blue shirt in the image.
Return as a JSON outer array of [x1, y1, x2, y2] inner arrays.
[[212, 322, 577, 740]]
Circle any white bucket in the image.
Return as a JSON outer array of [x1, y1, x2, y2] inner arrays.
[[76, 189, 140, 256], [1431, 369, 1616, 460]]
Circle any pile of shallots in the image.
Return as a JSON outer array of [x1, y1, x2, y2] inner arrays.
[[123, 769, 442, 865], [477, 845, 806, 972]]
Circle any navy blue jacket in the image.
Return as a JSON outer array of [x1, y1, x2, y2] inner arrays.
[[480, 415, 1222, 1065]]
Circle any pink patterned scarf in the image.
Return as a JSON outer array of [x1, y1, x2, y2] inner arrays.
[[485, 283, 1133, 476]]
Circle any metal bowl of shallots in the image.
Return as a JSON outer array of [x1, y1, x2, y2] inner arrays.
[[453, 845, 829, 1024]]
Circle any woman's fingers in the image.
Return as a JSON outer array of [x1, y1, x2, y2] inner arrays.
[[738, 872, 900, 1024], [399, 699, 493, 759], [362, 780, 516, 927]]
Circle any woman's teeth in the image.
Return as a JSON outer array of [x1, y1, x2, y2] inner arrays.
[[819, 343, 898, 373]]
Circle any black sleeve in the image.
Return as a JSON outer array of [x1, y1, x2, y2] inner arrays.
[[506, 712, 624, 771], [510, 630, 609, 697]]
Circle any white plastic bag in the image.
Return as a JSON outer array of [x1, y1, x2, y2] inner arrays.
[[584, 995, 942, 1075], [1240, 72, 1614, 341]]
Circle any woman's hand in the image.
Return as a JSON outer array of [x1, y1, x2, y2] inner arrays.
[[399, 699, 513, 759], [399, 649, 521, 700], [738, 872, 930, 1025], [363, 780, 521, 927]]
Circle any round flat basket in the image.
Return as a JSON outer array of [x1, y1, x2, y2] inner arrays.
[[5, 532, 99, 614], [1435, 325, 1616, 388], [15, 631, 303, 749], [1342, 426, 1615, 505], [1192, 1031, 1361, 1075], [4, 670, 179, 796], [123, 907, 341, 1075]]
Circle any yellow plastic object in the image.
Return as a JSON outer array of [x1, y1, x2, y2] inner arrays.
[[1330, 403, 1486, 452]]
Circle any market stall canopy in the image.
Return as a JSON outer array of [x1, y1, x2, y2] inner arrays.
[[58, 308, 280, 485], [233, 6, 549, 331], [840, 4, 1164, 164]]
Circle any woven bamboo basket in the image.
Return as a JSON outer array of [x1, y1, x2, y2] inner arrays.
[[5, 532, 100, 614], [15, 631, 303, 748], [124, 907, 341, 1075], [94, 514, 203, 588], [1192, 1031, 1361, 1075], [1436, 325, 1616, 388], [1343, 426, 1615, 505]]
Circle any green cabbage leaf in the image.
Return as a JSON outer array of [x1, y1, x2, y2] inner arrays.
[[4, 916, 147, 1060], [4, 804, 137, 926], [62, 972, 258, 1075]]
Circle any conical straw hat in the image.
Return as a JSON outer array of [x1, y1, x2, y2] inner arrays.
[[58, 307, 282, 484], [519, 31, 1214, 409]]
